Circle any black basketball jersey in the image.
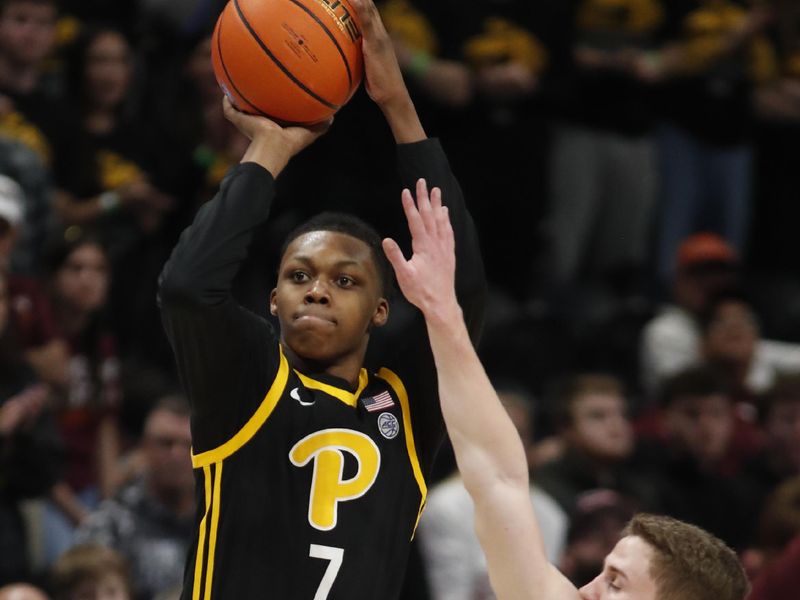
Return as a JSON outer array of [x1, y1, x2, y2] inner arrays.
[[160, 139, 486, 599]]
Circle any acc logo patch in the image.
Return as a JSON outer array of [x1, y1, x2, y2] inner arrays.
[[377, 412, 400, 440]]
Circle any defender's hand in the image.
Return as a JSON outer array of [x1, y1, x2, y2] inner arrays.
[[382, 179, 457, 320]]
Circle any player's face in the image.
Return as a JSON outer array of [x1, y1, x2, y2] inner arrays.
[[271, 231, 388, 366], [578, 536, 658, 600]]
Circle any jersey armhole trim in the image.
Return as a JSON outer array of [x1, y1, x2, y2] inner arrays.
[[191, 347, 290, 468], [377, 367, 428, 539]]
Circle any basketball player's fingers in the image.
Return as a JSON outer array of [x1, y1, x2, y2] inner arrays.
[[222, 95, 237, 123], [351, 0, 379, 33], [402, 188, 427, 243]]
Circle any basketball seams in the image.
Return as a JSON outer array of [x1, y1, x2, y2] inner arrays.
[[233, 0, 340, 111], [287, 0, 353, 89]]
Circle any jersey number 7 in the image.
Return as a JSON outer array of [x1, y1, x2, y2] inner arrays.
[[310, 544, 344, 600]]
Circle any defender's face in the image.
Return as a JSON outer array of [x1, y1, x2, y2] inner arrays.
[[579, 536, 658, 600], [271, 231, 388, 365]]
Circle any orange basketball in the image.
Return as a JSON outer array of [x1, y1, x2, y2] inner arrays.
[[211, 0, 363, 125]]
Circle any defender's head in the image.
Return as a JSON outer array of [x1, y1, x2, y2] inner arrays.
[[270, 212, 391, 365], [579, 514, 749, 600]]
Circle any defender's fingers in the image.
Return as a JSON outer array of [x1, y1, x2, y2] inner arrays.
[[415, 179, 437, 236], [382, 238, 407, 273], [428, 187, 443, 238], [440, 205, 455, 253], [401, 189, 427, 242]]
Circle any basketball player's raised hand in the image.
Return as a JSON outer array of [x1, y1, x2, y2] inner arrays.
[[350, 0, 404, 107], [222, 96, 331, 175], [382, 179, 458, 321], [351, 0, 425, 143]]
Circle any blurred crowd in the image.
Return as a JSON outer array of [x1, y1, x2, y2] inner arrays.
[[0, 0, 799, 599]]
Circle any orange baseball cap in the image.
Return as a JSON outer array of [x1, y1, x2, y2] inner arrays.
[[676, 232, 738, 270]]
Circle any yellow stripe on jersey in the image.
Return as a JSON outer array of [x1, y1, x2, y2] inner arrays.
[[204, 462, 223, 600], [193, 465, 212, 600], [294, 368, 369, 408], [191, 347, 290, 468], [377, 368, 427, 539]]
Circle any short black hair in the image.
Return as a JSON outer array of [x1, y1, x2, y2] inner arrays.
[[281, 212, 393, 296], [698, 287, 754, 334], [42, 227, 108, 275], [0, 0, 58, 14], [659, 365, 732, 409]]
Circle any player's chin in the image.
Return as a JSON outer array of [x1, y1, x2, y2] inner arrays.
[[285, 331, 339, 361]]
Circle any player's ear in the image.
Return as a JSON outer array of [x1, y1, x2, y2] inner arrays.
[[371, 297, 388, 328], [269, 288, 278, 316]]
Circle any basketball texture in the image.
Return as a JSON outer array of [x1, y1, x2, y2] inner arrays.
[[212, 0, 363, 125]]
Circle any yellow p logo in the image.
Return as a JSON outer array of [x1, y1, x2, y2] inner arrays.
[[289, 429, 381, 531]]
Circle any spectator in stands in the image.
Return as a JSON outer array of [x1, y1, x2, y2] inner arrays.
[[655, 366, 757, 549], [418, 385, 567, 600], [42, 232, 121, 565], [382, 0, 562, 298], [0, 267, 61, 584], [700, 290, 800, 400], [76, 396, 194, 600], [50, 544, 131, 600], [746, 477, 800, 599], [56, 25, 173, 243], [745, 374, 800, 510], [0, 584, 49, 600], [751, 2, 800, 275], [0, 175, 69, 393], [541, 0, 664, 293], [559, 489, 637, 588], [0, 0, 59, 101], [640, 232, 740, 395], [644, 0, 777, 285], [533, 374, 659, 515]]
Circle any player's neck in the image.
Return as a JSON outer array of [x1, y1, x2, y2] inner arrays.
[[284, 345, 366, 390]]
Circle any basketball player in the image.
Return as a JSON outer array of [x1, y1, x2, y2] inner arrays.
[[158, 0, 485, 598], [385, 175, 751, 600]]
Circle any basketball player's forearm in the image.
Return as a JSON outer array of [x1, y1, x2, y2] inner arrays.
[[159, 164, 276, 306], [396, 141, 486, 334], [425, 307, 559, 597], [424, 305, 529, 494], [380, 92, 426, 143]]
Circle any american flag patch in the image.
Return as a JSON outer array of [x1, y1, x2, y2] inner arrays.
[[362, 391, 394, 412]]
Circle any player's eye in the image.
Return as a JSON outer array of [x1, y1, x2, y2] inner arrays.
[[291, 270, 309, 283], [607, 579, 621, 592], [337, 275, 355, 288]]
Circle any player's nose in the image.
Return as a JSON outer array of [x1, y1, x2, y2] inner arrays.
[[304, 279, 330, 304]]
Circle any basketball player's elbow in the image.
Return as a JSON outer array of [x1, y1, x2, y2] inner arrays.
[[158, 267, 208, 307]]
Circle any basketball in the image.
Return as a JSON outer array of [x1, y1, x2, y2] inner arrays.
[[211, 0, 363, 125]]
